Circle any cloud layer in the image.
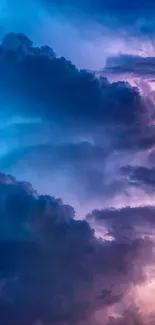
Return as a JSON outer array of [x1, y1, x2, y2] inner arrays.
[[0, 172, 155, 325], [1, 1, 155, 324], [0, 32, 155, 214], [0, 25, 154, 325]]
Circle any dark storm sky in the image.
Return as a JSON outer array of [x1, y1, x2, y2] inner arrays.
[[0, 1, 155, 324]]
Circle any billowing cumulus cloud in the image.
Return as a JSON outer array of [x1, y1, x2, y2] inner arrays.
[[0, 32, 145, 128], [1, 1, 155, 324], [0, 172, 155, 325], [0, 32, 155, 214], [0, 3, 155, 324]]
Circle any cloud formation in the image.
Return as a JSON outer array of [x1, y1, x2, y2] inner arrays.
[[0, 32, 145, 128], [87, 205, 155, 240], [121, 165, 155, 193], [1, 1, 155, 324], [102, 54, 155, 85], [0, 32, 155, 213], [0, 172, 155, 325]]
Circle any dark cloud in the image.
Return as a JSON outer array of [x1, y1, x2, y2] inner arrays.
[[103, 54, 155, 81], [0, 172, 154, 324], [0, 32, 146, 129], [0, 4, 155, 325], [0, 32, 154, 153], [0, 32, 153, 213], [86, 205, 155, 241], [121, 165, 155, 193]]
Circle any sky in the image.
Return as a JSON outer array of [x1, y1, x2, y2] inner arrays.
[[1, 0, 155, 324]]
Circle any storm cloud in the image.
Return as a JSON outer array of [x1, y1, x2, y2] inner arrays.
[[0, 173, 154, 325], [0, 32, 154, 213], [1, 1, 155, 324]]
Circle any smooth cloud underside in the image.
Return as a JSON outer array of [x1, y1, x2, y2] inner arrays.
[[0, 172, 155, 325]]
